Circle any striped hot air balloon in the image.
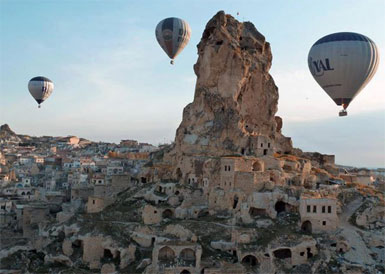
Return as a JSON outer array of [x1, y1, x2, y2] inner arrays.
[[308, 32, 379, 116], [155, 17, 191, 64], [28, 76, 54, 108]]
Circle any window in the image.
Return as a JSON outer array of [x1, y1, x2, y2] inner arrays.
[[307, 205, 311, 213], [224, 166, 227, 171], [322, 221, 326, 226], [93, 200, 95, 204], [261, 143, 263, 148], [268, 143, 271, 148], [328, 206, 332, 213], [313, 205, 317, 213], [228, 166, 231, 171], [322, 206, 325, 213]]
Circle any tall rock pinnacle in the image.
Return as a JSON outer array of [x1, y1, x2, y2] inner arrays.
[[169, 11, 292, 160]]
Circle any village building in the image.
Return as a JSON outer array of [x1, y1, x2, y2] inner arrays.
[[299, 196, 338, 233]]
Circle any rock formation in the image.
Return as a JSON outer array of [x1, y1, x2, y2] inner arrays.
[[0, 124, 21, 143], [164, 11, 292, 164]]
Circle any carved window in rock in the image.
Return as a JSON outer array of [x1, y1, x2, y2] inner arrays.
[[328, 206, 332, 213], [313, 205, 317, 213], [307, 205, 311, 213], [322, 206, 326, 213]]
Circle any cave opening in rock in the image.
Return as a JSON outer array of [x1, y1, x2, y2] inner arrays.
[[301, 220, 312, 233], [275, 201, 287, 214], [252, 161, 263, 172], [241, 255, 258, 266], [104, 249, 113, 260], [72, 239, 82, 249], [306, 247, 313, 258], [162, 209, 173, 219], [233, 196, 239, 209], [233, 250, 238, 262], [176, 168, 182, 180], [249, 207, 267, 217], [115, 250, 121, 265], [216, 40, 223, 45], [273, 248, 292, 259]]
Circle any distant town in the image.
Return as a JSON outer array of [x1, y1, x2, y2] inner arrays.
[[1, 123, 159, 237]]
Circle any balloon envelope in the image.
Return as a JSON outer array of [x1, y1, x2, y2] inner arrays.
[[155, 17, 191, 62], [308, 32, 379, 109], [28, 76, 54, 106]]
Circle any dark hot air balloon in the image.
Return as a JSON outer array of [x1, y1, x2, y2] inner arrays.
[[155, 17, 191, 64], [28, 76, 54, 108]]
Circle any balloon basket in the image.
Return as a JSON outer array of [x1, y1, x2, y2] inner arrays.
[[339, 110, 347, 117]]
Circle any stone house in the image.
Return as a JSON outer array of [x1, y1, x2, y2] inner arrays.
[[22, 204, 49, 238], [71, 186, 93, 203], [106, 166, 124, 176], [155, 182, 177, 196], [299, 196, 338, 233], [254, 135, 274, 156], [110, 174, 131, 194], [219, 156, 267, 193], [91, 173, 105, 185], [86, 196, 114, 213], [142, 204, 163, 225]]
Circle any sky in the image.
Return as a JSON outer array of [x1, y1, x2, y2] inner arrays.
[[0, 0, 384, 168]]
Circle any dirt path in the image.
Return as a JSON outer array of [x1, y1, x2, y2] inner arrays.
[[338, 197, 374, 265]]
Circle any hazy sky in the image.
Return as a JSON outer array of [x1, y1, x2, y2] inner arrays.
[[0, 0, 384, 167]]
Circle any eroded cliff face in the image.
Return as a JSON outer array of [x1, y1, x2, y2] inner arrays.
[[165, 11, 292, 164]]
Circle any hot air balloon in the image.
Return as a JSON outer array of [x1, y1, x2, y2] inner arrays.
[[308, 32, 379, 116], [28, 76, 54, 108], [155, 17, 191, 64]]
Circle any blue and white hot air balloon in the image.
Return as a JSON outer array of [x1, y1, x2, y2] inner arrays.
[[28, 76, 54, 108], [308, 32, 379, 116], [155, 17, 191, 65]]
